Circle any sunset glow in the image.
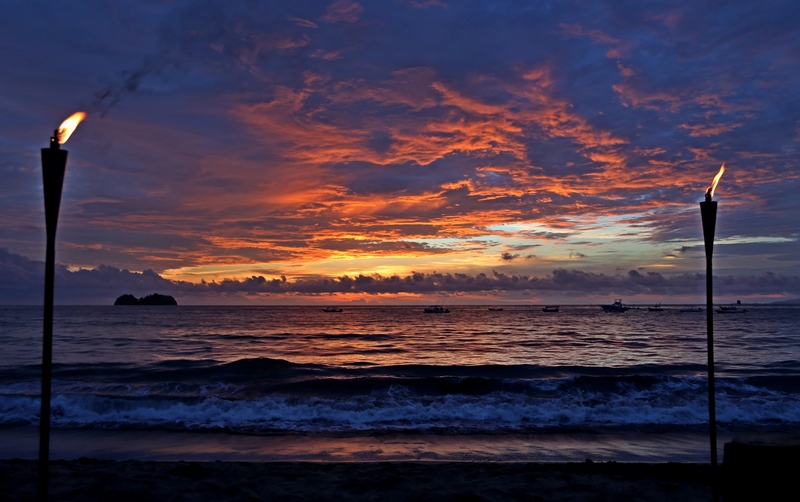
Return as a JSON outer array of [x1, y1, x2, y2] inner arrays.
[[1, 1, 799, 305]]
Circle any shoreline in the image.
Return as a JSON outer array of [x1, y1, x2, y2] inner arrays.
[[3, 430, 797, 499], [0, 427, 729, 463]]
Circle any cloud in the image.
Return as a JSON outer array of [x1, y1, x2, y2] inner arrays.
[[322, 0, 363, 23], [679, 121, 744, 138], [0, 248, 188, 304], [89, 1, 321, 116], [409, 0, 447, 8], [289, 16, 319, 29], [3, 249, 799, 304], [2, 1, 800, 303]]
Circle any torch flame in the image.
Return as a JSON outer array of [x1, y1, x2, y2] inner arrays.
[[706, 163, 725, 199], [57, 112, 86, 145]]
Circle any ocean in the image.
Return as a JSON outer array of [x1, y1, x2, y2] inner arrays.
[[1, 304, 799, 462]]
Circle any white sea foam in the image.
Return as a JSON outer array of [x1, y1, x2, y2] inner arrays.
[[3, 381, 799, 433], [2, 305, 800, 435]]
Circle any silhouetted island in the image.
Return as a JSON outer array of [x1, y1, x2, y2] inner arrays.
[[114, 293, 177, 306]]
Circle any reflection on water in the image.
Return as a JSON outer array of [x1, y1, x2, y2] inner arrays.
[[1, 305, 799, 439], [2, 305, 798, 377]]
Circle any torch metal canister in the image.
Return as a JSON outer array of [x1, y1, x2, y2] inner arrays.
[[700, 196, 718, 467], [38, 113, 84, 501], [700, 164, 724, 502]]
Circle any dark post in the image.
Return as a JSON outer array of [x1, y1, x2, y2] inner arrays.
[[39, 132, 68, 501], [700, 194, 718, 499]]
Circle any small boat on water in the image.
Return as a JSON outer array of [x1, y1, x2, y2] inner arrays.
[[601, 299, 629, 312], [679, 306, 703, 313], [648, 303, 664, 312], [542, 306, 559, 312], [424, 305, 450, 313], [322, 306, 343, 312], [716, 304, 747, 313], [488, 307, 504, 311]]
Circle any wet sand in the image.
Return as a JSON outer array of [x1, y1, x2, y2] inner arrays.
[[0, 427, 725, 463], [7, 429, 793, 500]]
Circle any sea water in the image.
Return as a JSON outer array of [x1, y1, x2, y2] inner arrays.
[[1, 305, 799, 461]]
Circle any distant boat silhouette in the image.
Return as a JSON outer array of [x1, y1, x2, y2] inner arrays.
[[716, 304, 747, 314], [322, 306, 343, 312], [542, 306, 559, 312], [601, 299, 628, 312], [424, 305, 450, 313]]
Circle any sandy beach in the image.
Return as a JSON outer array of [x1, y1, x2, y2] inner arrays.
[[0, 459, 715, 501], [4, 431, 797, 500], [0, 430, 719, 500]]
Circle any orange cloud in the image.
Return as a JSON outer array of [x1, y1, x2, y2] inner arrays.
[[226, 62, 744, 271], [679, 121, 743, 137]]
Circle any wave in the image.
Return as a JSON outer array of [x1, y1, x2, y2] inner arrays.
[[6, 356, 800, 383], [2, 384, 799, 434], [2, 358, 800, 434]]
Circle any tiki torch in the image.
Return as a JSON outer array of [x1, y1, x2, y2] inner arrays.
[[700, 163, 724, 493], [38, 111, 85, 501]]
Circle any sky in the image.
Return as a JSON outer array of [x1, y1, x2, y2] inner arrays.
[[1, 0, 799, 305]]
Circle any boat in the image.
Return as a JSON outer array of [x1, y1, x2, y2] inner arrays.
[[322, 306, 343, 312], [648, 303, 664, 312], [424, 305, 450, 313], [601, 299, 628, 312], [679, 306, 703, 313], [716, 304, 747, 314], [488, 307, 504, 311], [542, 306, 559, 312]]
